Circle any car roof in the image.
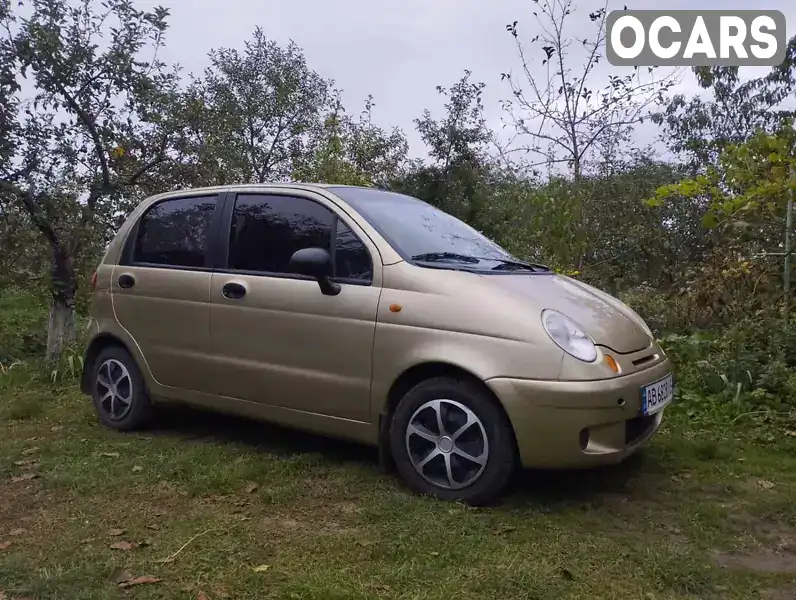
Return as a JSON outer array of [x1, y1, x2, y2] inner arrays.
[[145, 182, 376, 202]]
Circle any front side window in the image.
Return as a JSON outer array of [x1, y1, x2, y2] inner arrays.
[[335, 220, 372, 282], [133, 195, 218, 268], [227, 194, 372, 283], [228, 194, 334, 274]]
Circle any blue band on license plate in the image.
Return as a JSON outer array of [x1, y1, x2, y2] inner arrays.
[[641, 373, 674, 415]]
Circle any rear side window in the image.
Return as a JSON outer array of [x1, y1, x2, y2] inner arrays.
[[227, 193, 373, 283], [132, 196, 217, 268]]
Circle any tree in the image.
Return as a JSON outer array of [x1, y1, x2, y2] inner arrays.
[[498, 0, 676, 270], [653, 36, 796, 170], [647, 123, 796, 326], [0, 0, 182, 361], [395, 70, 495, 229], [182, 28, 331, 186], [293, 92, 408, 186], [649, 123, 796, 232], [500, 0, 676, 180]]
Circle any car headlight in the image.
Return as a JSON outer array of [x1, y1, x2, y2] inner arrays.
[[541, 309, 597, 363]]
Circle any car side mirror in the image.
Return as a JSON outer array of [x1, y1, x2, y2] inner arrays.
[[288, 247, 341, 296]]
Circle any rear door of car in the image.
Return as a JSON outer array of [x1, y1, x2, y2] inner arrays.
[[206, 189, 381, 422], [112, 192, 224, 392]]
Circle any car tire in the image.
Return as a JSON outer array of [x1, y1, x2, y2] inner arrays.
[[90, 346, 153, 431], [389, 376, 517, 505]]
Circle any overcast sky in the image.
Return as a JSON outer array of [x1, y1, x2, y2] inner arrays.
[[134, 0, 796, 160]]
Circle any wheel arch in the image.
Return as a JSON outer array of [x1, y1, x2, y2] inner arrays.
[[378, 361, 518, 467]]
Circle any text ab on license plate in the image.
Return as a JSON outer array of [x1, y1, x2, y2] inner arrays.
[[641, 373, 674, 416]]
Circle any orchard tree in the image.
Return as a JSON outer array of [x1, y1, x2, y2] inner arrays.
[[653, 36, 796, 170], [648, 123, 796, 232], [183, 28, 331, 185], [0, 0, 183, 361], [396, 70, 495, 228], [500, 0, 677, 179], [499, 0, 677, 270], [293, 92, 408, 186], [647, 123, 796, 324]]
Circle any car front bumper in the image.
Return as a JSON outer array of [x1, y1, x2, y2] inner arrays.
[[486, 358, 673, 469]]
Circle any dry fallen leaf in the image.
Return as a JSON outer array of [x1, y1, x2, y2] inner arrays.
[[252, 564, 270, 573], [21, 447, 39, 456], [0, 542, 11, 550], [132, 465, 143, 473], [245, 482, 258, 494], [9, 529, 25, 537], [10, 473, 39, 483], [197, 592, 210, 600], [110, 540, 139, 551], [50, 425, 63, 432], [145, 524, 160, 531], [758, 479, 776, 490], [118, 576, 162, 588], [100, 452, 120, 458], [785, 430, 796, 437], [108, 528, 126, 536]]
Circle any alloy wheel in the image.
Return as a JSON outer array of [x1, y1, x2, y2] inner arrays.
[[95, 359, 133, 421], [404, 399, 489, 490]]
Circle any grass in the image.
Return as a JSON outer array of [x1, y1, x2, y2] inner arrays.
[[1, 294, 796, 599]]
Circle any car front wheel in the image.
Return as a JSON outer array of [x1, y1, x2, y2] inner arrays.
[[389, 376, 517, 505]]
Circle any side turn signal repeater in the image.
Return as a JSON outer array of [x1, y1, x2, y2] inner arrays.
[[389, 304, 402, 313], [603, 354, 620, 374]]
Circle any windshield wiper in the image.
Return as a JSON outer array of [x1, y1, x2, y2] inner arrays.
[[490, 259, 550, 272], [410, 252, 481, 264], [411, 252, 550, 272]]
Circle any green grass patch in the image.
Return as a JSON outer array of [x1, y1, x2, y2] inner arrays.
[[2, 292, 796, 599], [0, 371, 795, 600]]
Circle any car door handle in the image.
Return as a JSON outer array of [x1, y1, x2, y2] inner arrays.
[[118, 274, 135, 289], [222, 282, 247, 300]]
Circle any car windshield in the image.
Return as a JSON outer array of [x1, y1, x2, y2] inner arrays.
[[328, 186, 520, 268]]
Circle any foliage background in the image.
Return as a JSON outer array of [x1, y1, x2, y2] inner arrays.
[[1, 0, 795, 417]]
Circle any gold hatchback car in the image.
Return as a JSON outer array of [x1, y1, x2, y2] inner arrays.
[[82, 184, 674, 504]]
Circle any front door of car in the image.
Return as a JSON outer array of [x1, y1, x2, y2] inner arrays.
[[208, 191, 381, 423], [111, 193, 222, 393]]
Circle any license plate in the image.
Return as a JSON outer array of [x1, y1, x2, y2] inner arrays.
[[641, 373, 674, 415]]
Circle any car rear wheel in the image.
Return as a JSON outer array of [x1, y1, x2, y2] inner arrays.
[[90, 346, 152, 431], [389, 376, 517, 505]]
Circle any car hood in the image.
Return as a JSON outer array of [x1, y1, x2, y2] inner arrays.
[[484, 273, 652, 354]]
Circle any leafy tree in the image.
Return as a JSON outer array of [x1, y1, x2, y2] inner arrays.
[[653, 36, 796, 170], [498, 0, 676, 269], [0, 0, 182, 360], [182, 28, 331, 185], [395, 70, 495, 229], [294, 93, 408, 186], [646, 123, 796, 328], [649, 123, 796, 232]]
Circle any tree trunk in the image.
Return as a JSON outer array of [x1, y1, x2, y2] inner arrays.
[[45, 243, 77, 363]]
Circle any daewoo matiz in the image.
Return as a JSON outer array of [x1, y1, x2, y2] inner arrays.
[[81, 184, 674, 504]]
